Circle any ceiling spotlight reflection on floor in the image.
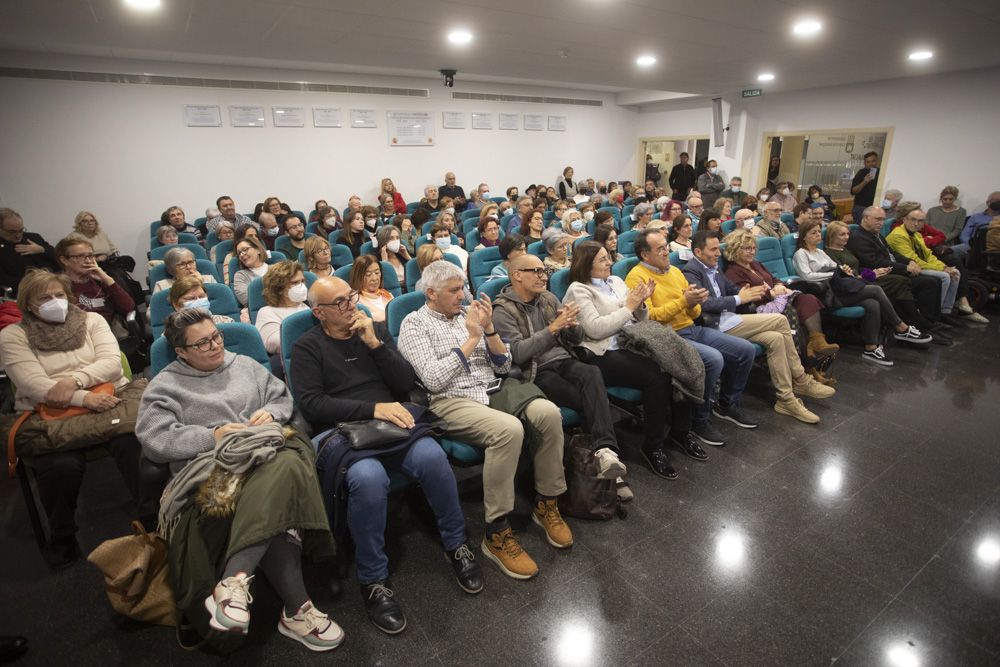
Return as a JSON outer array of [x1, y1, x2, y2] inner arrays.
[[792, 20, 822, 36]]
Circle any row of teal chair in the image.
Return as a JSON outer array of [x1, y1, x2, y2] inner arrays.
[[150, 242, 207, 262], [151, 232, 199, 249], [148, 281, 240, 337]]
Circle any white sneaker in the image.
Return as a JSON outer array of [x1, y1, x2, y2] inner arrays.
[[205, 574, 254, 633], [278, 601, 345, 652], [594, 447, 627, 480]]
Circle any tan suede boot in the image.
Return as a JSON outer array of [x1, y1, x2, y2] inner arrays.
[[807, 332, 840, 359]]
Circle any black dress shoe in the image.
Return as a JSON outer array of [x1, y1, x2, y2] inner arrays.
[[640, 446, 678, 480], [939, 313, 965, 328], [446, 544, 483, 594], [0, 636, 28, 662], [361, 580, 406, 634], [931, 331, 953, 345], [42, 537, 81, 570], [673, 434, 709, 462]]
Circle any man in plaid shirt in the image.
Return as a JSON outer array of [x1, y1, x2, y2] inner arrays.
[[399, 261, 571, 581]]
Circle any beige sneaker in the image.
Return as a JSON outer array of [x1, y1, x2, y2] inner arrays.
[[775, 397, 820, 424], [594, 447, 627, 480], [278, 601, 345, 652], [481, 527, 538, 580], [532, 499, 574, 549], [205, 574, 254, 634], [793, 376, 836, 399]]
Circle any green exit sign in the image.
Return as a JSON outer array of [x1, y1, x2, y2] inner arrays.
[[742, 88, 763, 98]]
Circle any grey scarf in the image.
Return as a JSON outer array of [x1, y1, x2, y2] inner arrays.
[[616, 321, 706, 404]]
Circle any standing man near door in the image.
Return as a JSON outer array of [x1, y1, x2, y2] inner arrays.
[[669, 152, 696, 200], [850, 151, 881, 225]]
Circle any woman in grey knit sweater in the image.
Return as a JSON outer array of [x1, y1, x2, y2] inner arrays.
[[136, 310, 342, 652]]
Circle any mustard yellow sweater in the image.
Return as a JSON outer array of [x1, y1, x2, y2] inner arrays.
[[625, 262, 701, 331]]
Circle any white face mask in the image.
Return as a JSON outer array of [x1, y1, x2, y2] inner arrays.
[[37, 298, 69, 324], [583, 211, 594, 221], [387, 239, 401, 253], [730, 185, 740, 193], [444, 207, 455, 215], [482, 191, 492, 200], [881, 199, 894, 209], [780, 188, 790, 196], [742, 219, 756, 230], [266, 226, 279, 236], [710, 167, 719, 175], [759, 193, 769, 202], [287, 283, 308, 303], [435, 237, 451, 250]]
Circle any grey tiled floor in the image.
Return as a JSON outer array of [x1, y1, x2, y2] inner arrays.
[[2, 314, 999, 665]]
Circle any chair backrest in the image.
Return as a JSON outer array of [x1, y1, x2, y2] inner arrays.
[[360, 241, 374, 256], [327, 229, 343, 246], [612, 257, 638, 281], [461, 208, 481, 221], [149, 322, 270, 378], [204, 231, 221, 250], [548, 269, 571, 301], [150, 243, 207, 262], [618, 230, 640, 258], [489, 196, 507, 204], [227, 250, 288, 286], [881, 218, 894, 237], [386, 290, 426, 340], [668, 251, 687, 270], [779, 234, 799, 276], [721, 219, 737, 235], [275, 233, 315, 257], [149, 220, 163, 236], [403, 255, 462, 292], [406, 202, 420, 214], [279, 309, 321, 393], [780, 212, 794, 225], [462, 218, 480, 234], [527, 241, 547, 258], [622, 205, 635, 220], [469, 246, 503, 291], [148, 259, 220, 286], [478, 277, 510, 301], [598, 206, 621, 221], [151, 232, 199, 249], [755, 236, 789, 280], [327, 243, 353, 269], [213, 239, 234, 277], [149, 281, 241, 337], [421, 219, 438, 234], [305, 221, 320, 235], [247, 271, 318, 324]]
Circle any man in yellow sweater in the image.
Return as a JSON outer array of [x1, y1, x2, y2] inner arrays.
[[625, 228, 756, 448], [887, 202, 978, 326]]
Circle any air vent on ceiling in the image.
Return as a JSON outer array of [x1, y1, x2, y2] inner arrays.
[[452, 92, 601, 107], [0, 67, 429, 97]]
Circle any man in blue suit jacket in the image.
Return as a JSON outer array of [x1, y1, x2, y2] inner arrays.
[[681, 231, 834, 424]]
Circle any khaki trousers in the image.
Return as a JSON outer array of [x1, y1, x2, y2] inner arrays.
[[430, 396, 566, 523], [725, 313, 803, 402]]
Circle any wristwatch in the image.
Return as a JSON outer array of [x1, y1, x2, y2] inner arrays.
[[73, 376, 85, 390]]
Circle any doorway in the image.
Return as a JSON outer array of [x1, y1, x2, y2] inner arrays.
[[638, 135, 710, 195]]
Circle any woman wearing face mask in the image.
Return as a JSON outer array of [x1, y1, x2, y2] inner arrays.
[[315, 206, 343, 236], [506, 186, 519, 202], [360, 205, 381, 238], [373, 224, 410, 287], [580, 203, 597, 227], [542, 227, 571, 279], [429, 222, 468, 271], [337, 210, 368, 259], [561, 209, 589, 240], [805, 185, 834, 222], [232, 236, 270, 308], [771, 181, 798, 213], [0, 270, 146, 567], [255, 261, 310, 376], [381, 177, 407, 214], [168, 275, 234, 324], [349, 255, 394, 323], [741, 194, 759, 213], [392, 214, 417, 254], [436, 209, 464, 247], [518, 210, 545, 242], [755, 188, 771, 205]]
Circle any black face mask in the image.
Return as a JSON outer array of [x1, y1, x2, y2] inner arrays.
[[989, 200, 1000, 212]]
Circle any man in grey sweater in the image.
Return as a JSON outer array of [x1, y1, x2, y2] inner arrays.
[[491, 254, 626, 482]]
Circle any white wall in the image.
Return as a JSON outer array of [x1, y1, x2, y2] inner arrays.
[[0, 53, 638, 266], [635, 67, 1000, 213]]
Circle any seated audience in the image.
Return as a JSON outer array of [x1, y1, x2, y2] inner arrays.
[[261, 196, 284, 219], [398, 261, 572, 580], [373, 225, 410, 287], [733, 208, 757, 231], [440, 171, 468, 210], [232, 236, 270, 307], [699, 208, 724, 239], [505, 197, 534, 235], [628, 202, 655, 231], [361, 206, 381, 238], [209, 222, 235, 263], [518, 209, 545, 242], [392, 213, 418, 254], [715, 197, 734, 222], [541, 227, 571, 279], [255, 261, 309, 376], [771, 181, 798, 213], [881, 189, 902, 219], [791, 202, 815, 233], [155, 224, 179, 248], [350, 256, 394, 323], [660, 199, 685, 223], [592, 223, 622, 262], [258, 212, 280, 250], [291, 276, 481, 634], [430, 223, 468, 272], [987, 216, 1000, 252], [753, 201, 791, 238], [684, 231, 835, 423], [564, 242, 703, 484], [168, 275, 233, 324], [346, 194, 363, 213], [309, 199, 329, 222], [377, 194, 397, 226], [280, 214, 309, 255], [206, 195, 255, 234], [337, 210, 368, 259], [755, 187, 772, 205], [685, 194, 704, 226], [153, 246, 216, 293], [303, 236, 334, 278], [669, 214, 694, 253], [380, 177, 407, 214], [222, 226, 262, 285], [136, 309, 342, 652], [55, 237, 134, 329], [436, 209, 463, 247], [0, 270, 144, 567], [804, 185, 834, 221], [793, 219, 931, 365], [160, 206, 204, 242], [560, 208, 589, 240], [314, 206, 342, 236], [0, 207, 59, 295], [417, 184, 442, 215], [475, 216, 502, 251], [69, 211, 118, 261], [626, 229, 750, 446], [488, 233, 527, 282]]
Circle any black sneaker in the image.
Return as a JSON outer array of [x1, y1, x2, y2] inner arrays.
[[861, 345, 894, 366], [640, 446, 678, 480], [361, 580, 406, 635], [712, 404, 758, 429], [445, 544, 483, 595], [892, 325, 931, 345], [672, 434, 709, 461], [692, 421, 726, 446]]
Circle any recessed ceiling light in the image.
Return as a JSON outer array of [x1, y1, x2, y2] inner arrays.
[[447, 29, 473, 46], [636, 55, 657, 67], [908, 50, 933, 61], [124, 0, 161, 10], [792, 20, 822, 36], [757, 72, 775, 82]]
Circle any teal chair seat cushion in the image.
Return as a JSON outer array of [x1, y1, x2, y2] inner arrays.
[[607, 386, 642, 402], [560, 407, 581, 427], [439, 438, 485, 464]]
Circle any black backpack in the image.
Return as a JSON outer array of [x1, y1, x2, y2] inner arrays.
[[558, 433, 624, 521]]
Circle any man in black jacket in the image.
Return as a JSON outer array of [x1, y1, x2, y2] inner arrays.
[[846, 206, 951, 343], [291, 277, 482, 635], [668, 152, 696, 200], [0, 208, 58, 296]]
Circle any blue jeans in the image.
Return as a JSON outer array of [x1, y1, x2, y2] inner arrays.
[[678, 325, 756, 423], [346, 437, 466, 584]]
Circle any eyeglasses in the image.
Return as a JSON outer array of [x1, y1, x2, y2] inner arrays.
[[316, 290, 360, 312], [237, 247, 255, 256], [182, 330, 224, 352], [650, 245, 670, 255], [514, 267, 547, 277], [65, 253, 96, 261], [176, 260, 197, 269]]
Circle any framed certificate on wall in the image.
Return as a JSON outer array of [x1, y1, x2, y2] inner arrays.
[[229, 105, 265, 127]]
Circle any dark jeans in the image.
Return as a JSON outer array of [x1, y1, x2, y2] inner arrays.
[[591, 348, 692, 449], [677, 325, 756, 424], [346, 437, 466, 584], [30, 433, 142, 542], [533, 357, 617, 452], [909, 273, 942, 321], [838, 284, 902, 345]]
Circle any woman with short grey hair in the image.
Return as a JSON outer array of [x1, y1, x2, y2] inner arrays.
[[152, 246, 216, 293], [542, 227, 571, 279]]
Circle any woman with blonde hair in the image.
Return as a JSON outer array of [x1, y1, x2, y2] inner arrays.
[[349, 255, 394, 323], [380, 177, 407, 214], [71, 211, 118, 260], [168, 275, 233, 324], [232, 236, 269, 307], [303, 236, 334, 278]]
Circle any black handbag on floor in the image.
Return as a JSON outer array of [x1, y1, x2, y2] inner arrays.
[[558, 433, 618, 521]]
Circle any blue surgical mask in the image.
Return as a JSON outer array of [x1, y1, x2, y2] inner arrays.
[[435, 237, 452, 250], [570, 220, 585, 232], [183, 297, 210, 310]]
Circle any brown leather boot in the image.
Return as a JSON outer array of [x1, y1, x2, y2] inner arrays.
[[807, 332, 839, 359], [808, 368, 837, 386]]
